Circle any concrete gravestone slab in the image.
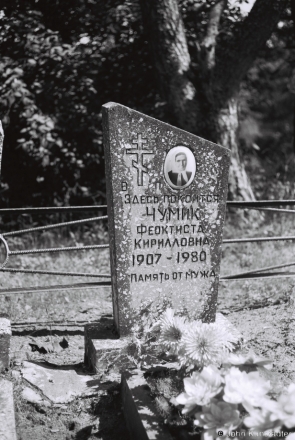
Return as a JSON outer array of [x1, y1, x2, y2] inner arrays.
[[103, 103, 230, 336]]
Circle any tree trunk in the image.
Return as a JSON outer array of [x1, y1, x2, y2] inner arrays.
[[215, 98, 255, 201], [290, 0, 295, 153], [139, 0, 202, 132], [139, 0, 287, 203]]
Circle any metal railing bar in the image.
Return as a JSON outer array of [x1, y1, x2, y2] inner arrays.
[[0, 281, 112, 295], [223, 236, 295, 244], [0, 267, 111, 277], [1, 201, 295, 214], [11, 320, 109, 327], [3, 216, 108, 237], [0, 206, 107, 214], [9, 244, 109, 256], [220, 271, 295, 280], [227, 200, 295, 207], [240, 207, 295, 214], [220, 261, 295, 280]]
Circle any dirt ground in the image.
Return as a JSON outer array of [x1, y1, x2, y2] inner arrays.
[[0, 282, 293, 440], [3, 332, 130, 440], [1, 216, 295, 439]]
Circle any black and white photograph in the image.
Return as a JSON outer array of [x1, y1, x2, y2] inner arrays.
[[164, 146, 196, 189], [1, 1, 295, 439]]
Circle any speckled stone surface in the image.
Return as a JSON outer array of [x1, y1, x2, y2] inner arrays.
[[0, 379, 17, 440], [0, 317, 11, 371], [103, 102, 230, 336], [84, 322, 133, 373]]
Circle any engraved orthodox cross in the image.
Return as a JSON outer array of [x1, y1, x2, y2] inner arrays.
[[126, 134, 154, 186]]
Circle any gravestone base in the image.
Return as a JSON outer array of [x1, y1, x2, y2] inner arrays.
[[0, 379, 17, 440], [0, 317, 11, 371], [84, 322, 134, 374]]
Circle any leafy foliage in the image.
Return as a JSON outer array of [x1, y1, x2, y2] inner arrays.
[[0, 0, 157, 206], [0, 1, 293, 206], [239, 5, 295, 199]]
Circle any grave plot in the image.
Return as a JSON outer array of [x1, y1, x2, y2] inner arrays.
[[97, 103, 295, 440], [95, 102, 234, 439]]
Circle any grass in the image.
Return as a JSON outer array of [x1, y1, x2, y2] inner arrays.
[[1, 209, 295, 325], [0, 219, 112, 325], [219, 210, 295, 313]]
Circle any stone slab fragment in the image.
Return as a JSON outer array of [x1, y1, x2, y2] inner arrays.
[[103, 102, 230, 336], [0, 317, 11, 371], [21, 361, 98, 403], [121, 369, 173, 440], [0, 379, 17, 440], [22, 386, 51, 407], [84, 323, 133, 374]]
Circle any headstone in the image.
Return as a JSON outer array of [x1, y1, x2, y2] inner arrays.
[[103, 103, 230, 336]]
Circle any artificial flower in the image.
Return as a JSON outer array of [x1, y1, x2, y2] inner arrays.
[[223, 349, 273, 371], [244, 402, 282, 432], [194, 398, 241, 440], [223, 367, 271, 406], [172, 366, 223, 413], [273, 383, 295, 428], [182, 322, 228, 367], [148, 319, 162, 334], [159, 308, 187, 353], [215, 313, 242, 348]]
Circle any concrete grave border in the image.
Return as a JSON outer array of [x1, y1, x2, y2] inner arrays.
[[0, 316, 11, 372], [121, 369, 174, 440], [0, 379, 17, 440], [0, 318, 18, 440]]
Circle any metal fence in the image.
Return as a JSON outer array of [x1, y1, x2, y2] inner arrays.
[[0, 205, 111, 296], [1, 200, 295, 298]]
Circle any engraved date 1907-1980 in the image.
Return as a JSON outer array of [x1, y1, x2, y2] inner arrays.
[[132, 251, 207, 266]]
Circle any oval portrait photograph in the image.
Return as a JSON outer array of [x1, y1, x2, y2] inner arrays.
[[164, 146, 196, 190]]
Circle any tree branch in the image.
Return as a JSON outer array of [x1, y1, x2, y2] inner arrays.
[[191, 0, 226, 17], [201, 0, 227, 71], [139, 0, 201, 133], [214, 0, 288, 104]]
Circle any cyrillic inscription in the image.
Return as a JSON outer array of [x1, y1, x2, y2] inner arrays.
[[130, 269, 216, 283], [103, 102, 230, 335], [124, 193, 219, 204]]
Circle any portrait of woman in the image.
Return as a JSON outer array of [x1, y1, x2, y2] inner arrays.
[[164, 146, 196, 190]]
